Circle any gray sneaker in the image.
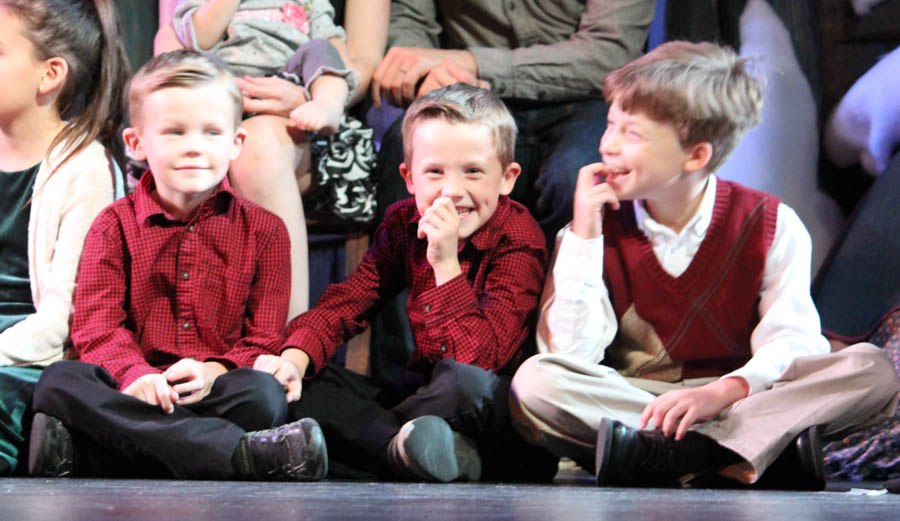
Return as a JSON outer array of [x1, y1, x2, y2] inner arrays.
[[387, 416, 481, 482], [234, 418, 328, 481]]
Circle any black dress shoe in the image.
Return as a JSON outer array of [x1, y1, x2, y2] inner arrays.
[[234, 418, 328, 481], [595, 418, 723, 487], [28, 412, 78, 477], [754, 425, 826, 491]]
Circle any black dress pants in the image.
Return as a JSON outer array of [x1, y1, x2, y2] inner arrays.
[[32, 360, 287, 479], [288, 358, 557, 481]]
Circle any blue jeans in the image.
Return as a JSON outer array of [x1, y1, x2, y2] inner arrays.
[[0, 366, 41, 475]]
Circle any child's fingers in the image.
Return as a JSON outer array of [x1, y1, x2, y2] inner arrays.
[[174, 389, 205, 406], [588, 183, 621, 211], [172, 378, 203, 397], [154, 377, 175, 414], [575, 162, 615, 191], [674, 409, 697, 441], [661, 402, 688, 438], [164, 362, 197, 385]]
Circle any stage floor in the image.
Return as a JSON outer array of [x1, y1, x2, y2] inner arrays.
[[0, 475, 896, 521]]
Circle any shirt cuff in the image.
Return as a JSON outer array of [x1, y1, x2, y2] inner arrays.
[[720, 365, 773, 396], [281, 329, 328, 376]]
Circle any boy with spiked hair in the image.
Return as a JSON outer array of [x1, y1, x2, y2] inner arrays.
[[269, 82, 556, 482]]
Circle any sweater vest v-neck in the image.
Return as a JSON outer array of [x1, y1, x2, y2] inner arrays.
[[602, 179, 780, 382]]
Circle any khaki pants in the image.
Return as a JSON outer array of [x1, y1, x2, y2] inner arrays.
[[510, 343, 899, 483]]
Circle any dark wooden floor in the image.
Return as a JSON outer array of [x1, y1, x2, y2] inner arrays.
[[1, 475, 897, 521]]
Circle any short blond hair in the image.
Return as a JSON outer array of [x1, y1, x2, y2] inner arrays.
[[603, 41, 763, 173], [401, 83, 517, 167], [126, 49, 243, 129]]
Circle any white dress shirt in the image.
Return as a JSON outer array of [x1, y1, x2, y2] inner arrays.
[[537, 176, 831, 394]]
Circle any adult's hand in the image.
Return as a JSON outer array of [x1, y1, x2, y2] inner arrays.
[[417, 60, 490, 99], [372, 47, 479, 108], [235, 76, 309, 118]]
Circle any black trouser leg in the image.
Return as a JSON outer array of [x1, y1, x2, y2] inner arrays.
[[33, 361, 286, 479]]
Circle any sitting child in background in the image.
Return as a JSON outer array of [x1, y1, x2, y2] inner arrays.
[[170, 0, 383, 318], [174, 0, 356, 134], [510, 41, 899, 490], [28, 51, 326, 482], [0, 0, 128, 476], [258, 83, 556, 483]]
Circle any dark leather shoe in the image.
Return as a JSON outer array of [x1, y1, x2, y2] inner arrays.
[[595, 418, 718, 487], [755, 425, 826, 491], [234, 418, 328, 481], [28, 412, 78, 477]]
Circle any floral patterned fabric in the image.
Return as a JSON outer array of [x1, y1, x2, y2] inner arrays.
[[306, 114, 377, 224], [824, 308, 900, 480]]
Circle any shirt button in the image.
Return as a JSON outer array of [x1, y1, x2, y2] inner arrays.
[[188, 224, 195, 232], [424, 305, 431, 313], [182, 321, 191, 330], [181, 271, 190, 280], [440, 344, 447, 353], [508, 1, 516, 10]]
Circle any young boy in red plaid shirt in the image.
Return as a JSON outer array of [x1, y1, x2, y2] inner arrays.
[[259, 83, 555, 482], [28, 50, 326, 481]]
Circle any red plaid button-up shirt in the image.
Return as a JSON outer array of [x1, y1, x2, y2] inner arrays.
[[284, 196, 547, 375], [71, 172, 291, 389]]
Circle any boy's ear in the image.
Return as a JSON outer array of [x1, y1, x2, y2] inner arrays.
[[499, 162, 522, 196], [230, 127, 247, 160], [683, 142, 713, 173], [38, 57, 68, 98], [122, 128, 145, 161], [399, 162, 415, 195]]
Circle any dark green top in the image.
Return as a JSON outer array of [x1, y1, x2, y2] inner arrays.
[[0, 163, 39, 333]]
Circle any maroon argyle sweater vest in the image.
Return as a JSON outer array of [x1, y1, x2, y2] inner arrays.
[[602, 180, 780, 381]]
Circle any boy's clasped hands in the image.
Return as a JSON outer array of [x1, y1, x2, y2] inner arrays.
[[122, 359, 228, 413]]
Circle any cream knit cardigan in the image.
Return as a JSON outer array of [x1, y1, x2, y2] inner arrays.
[[0, 140, 118, 367]]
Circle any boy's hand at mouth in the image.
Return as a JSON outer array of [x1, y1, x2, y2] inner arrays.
[[418, 196, 463, 285], [572, 163, 622, 239]]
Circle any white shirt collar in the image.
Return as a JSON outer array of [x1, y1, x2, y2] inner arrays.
[[633, 175, 717, 241]]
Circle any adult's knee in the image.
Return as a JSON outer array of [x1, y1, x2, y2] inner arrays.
[[231, 116, 308, 196]]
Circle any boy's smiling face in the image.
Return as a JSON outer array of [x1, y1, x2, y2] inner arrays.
[[599, 99, 709, 203], [400, 119, 520, 239], [123, 82, 245, 217]]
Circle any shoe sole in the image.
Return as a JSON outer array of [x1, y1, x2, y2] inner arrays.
[[28, 412, 75, 477], [402, 416, 482, 483], [594, 418, 615, 486]]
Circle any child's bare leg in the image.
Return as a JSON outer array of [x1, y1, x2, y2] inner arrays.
[[289, 74, 349, 135], [230, 114, 310, 318]]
